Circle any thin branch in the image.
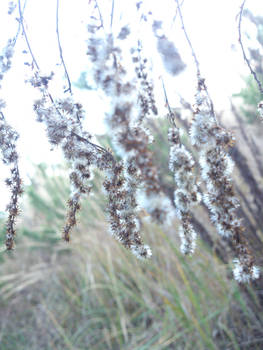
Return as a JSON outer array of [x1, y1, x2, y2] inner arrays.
[[175, 0, 217, 122], [110, 0, 115, 28], [238, 0, 263, 95], [13, 0, 27, 46], [172, 0, 185, 28], [56, 0, 72, 94], [71, 131, 115, 161], [94, 0, 104, 29], [18, 0, 39, 70], [175, 0, 200, 77], [161, 77, 178, 129]]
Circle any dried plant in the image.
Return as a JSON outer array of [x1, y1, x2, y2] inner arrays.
[[175, 0, 259, 282], [238, 0, 263, 122], [0, 0, 261, 282], [168, 125, 201, 255], [0, 5, 24, 250]]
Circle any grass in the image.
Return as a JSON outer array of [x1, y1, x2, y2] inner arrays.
[[0, 224, 260, 349], [0, 164, 262, 349]]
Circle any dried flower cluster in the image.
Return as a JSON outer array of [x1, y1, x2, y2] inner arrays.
[[103, 161, 152, 259], [29, 71, 150, 257], [87, 23, 173, 226], [18, 13, 150, 258], [131, 41, 158, 119], [0, 109, 23, 250], [0, 15, 23, 250], [257, 101, 263, 122], [190, 80, 259, 282], [168, 126, 201, 255], [0, 0, 260, 283], [0, 40, 14, 87], [29, 74, 93, 241]]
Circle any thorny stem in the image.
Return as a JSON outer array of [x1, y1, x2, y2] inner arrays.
[[56, 0, 72, 94], [175, 0, 217, 124], [238, 0, 263, 95]]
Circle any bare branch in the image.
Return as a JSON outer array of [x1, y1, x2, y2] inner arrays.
[[94, 0, 104, 29], [238, 0, 263, 95], [56, 0, 72, 94], [18, 0, 39, 70], [175, 0, 200, 77], [175, 0, 217, 123], [110, 0, 115, 28], [13, 0, 27, 46], [161, 77, 179, 131]]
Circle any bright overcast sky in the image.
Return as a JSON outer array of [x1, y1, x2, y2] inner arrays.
[[0, 0, 262, 211]]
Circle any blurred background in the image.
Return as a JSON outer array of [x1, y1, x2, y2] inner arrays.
[[0, 0, 263, 349]]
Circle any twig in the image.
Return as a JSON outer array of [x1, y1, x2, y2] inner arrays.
[[56, 0, 72, 94], [175, 0, 217, 122], [71, 131, 115, 161], [110, 0, 115, 28], [13, 0, 27, 46], [238, 0, 263, 95], [172, 1, 184, 30], [94, 0, 104, 29], [18, 0, 39, 70], [175, 0, 200, 77], [161, 77, 178, 129]]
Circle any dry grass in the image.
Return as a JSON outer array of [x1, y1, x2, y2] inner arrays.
[[0, 197, 262, 350], [0, 138, 262, 350]]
